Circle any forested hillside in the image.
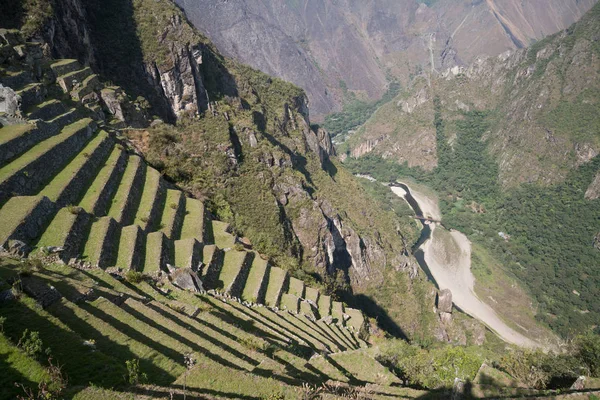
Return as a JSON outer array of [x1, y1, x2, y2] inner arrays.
[[344, 4, 600, 335]]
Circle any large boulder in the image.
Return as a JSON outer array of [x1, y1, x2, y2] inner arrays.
[[437, 289, 453, 313], [170, 267, 204, 293], [0, 84, 21, 115]]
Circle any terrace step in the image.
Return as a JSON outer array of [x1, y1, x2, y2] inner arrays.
[[318, 294, 332, 319], [107, 155, 144, 225], [71, 74, 101, 101], [299, 300, 318, 321], [328, 350, 402, 386], [82, 216, 119, 268], [180, 197, 206, 241], [287, 277, 305, 298], [46, 108, 79, 131], [280, 293, 300, 313], [50, 297, 185, 384], [0, 69, 33, 90], [304, 286, 320, 305], [199, 244, 224, 288], [267, 308, 336, 352], [115, 225, 145, 271], [57, 67, 93, 93], [174, 238, 203, 270], [159, 189, 185, 239], [280, 312, 344, 352], [241, 256, 269, 303], [49, 59, 80, 77], [212, 220, 235, 248], [0, 118, 96, 204], [215, 250, 252, 297], [264, 266, 289, 307], [27, 99, 68, 121], [132, 167, 165, 231], [331, 301, 345, 325], [143, 231, 171, 275], [344, 307, 366, 334], [138, 300, 263, 373], [0, 195, 54, 247], [78, 146, 127, 216], [39, 130, 113, 207], [0, 123, 39, 167], [16, 83, 46, 109], [35, 206, 92, 260]]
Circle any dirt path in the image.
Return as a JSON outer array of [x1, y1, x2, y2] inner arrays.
[[393, 183, 540, 348]]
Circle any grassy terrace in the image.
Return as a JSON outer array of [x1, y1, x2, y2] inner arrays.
[[132, 166, 162, 230], [144, 231, 167, 274], [0, 332, 49, 399], [40, 131, 110, 202], [115, 225, 143, 270], [242, 256, 269, 302], [159, 189, 183, 239], [180, 197, 205, 241], [216, 250, 248, 292], [330, 349, 401, 386], [0, 123, 34, 146], [82, 216, 115, 266], [305, 286, 320, 304], [331, 301, 344, 323], [318, 294, 332, 318], [35, 207, 81, 248], [107, 155, 143, 224], [0, 118, 92, 183], [280, 293, 299, 313], [212, 220, 235, 248], [49, 59, 79, 76], [0, 195, 45, 243], [264, 266, 288, 307], [174, 238, 200, 269], [287, 277, 305, 298], [78, 146, 124, 214]]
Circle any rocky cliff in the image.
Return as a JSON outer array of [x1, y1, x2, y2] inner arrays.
[[17, 0, 448, 340], [347, 3, 600, 187], [175, 0, 597, 119]]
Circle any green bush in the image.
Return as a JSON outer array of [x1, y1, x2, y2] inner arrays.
[[124, 270, 144, 284], [18, 329, 44, 359], [125, 359, 147, 385], [574, 333, 600, 377]]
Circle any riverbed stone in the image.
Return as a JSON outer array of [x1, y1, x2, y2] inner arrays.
[[437, 289, 453, 313]]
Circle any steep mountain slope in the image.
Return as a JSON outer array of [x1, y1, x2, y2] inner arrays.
[[347, 3, 600, 186], [175, 0, 597, 118], [345, 4, 600, 337]]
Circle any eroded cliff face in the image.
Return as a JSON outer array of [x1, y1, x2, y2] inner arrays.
[[349, 3, 600, 186], [175, 0, 597, 119]]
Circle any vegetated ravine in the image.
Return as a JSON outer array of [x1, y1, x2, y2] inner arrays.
[[388, 181, 540, 348]]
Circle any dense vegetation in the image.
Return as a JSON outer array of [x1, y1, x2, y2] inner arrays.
[[346, 107, 600, 337], [323, 82, 401, 137]]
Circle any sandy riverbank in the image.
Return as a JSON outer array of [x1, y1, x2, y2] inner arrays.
[[393, 183, 539, 348]]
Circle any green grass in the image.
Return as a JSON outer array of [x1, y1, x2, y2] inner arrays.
[[344, 307, 365, 332], [216, 250, 248, 291], [115, 225, 142, 270], [35, 207, 80, 248], [318, 294, 332, 318], [241, 256, 268, 302], [0, 118, 92, 183], [331, 301, 344, 322], [211, 220, 234, 248], [264, 266, 287, 307], [143, 232, 165, 274], [40, 131, 109, 202], [158, 189, 183, 238], [287, 277, 305, 298], [78, 146, 123, 213], [0, 332, 50, 399], [107, 155, 142, 223], [173, 238, 198, 269], [82, 216, 114, 264], [280, 293, 299, 313], [0, 124, 34, 146], [0, 195, 44, 243], [330, 350, 401, 386], [132, 167, 162, 229], [179, 197, 205, 241], [304, 286, 319, 303]]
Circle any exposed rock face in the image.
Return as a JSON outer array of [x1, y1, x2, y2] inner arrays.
[[585, 172, 600, 200], [437, 289, 453, 313], [0, 84, 20, 115], [170, 268, 204, 293], [176, 0, 597, 118]]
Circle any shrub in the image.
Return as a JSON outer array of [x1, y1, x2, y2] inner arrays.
[[574, 333, 600, 377], [18, 329, 44, 359], [499, 349, 551, 389], [66, 205, 83, 215], [125, 270, 144, 284], [125, 359, 147, 385], [0, 316, 6, 332]]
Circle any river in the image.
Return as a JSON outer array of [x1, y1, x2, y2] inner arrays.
[[389, 181, 539, 348]]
